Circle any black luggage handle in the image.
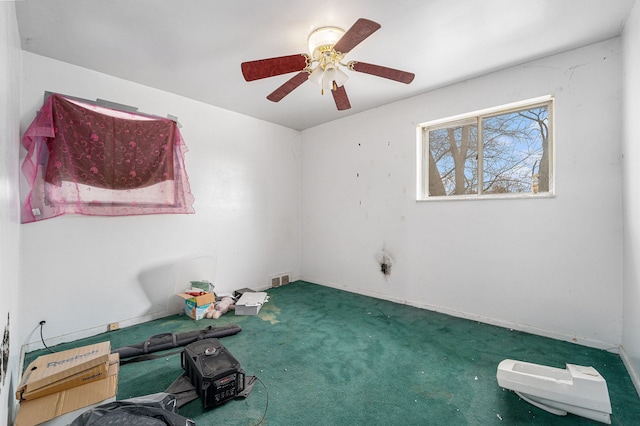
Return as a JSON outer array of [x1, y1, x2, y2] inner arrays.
[[143, 333, 177, 353]]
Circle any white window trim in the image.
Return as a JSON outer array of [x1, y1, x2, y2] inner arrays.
[[416, 95, 555, 201]]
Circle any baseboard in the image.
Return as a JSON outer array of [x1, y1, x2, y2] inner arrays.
[[311, 278, 620, 352], [20, 281, 278, 354], [620, 345, 640, 397], [19, 278, 625, 360], [21, 310, 177, 354], [407, 299, 619, 352]]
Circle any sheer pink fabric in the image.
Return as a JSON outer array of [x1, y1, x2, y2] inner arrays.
[[21, 94, 195, 223]]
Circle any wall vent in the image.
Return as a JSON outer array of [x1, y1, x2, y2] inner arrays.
[[270, 273, 291, 288]]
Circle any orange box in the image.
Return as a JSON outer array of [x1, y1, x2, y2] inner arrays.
[[176, 291, 215, 320]]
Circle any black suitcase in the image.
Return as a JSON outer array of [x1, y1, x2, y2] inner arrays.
[[181, 338, 245, 408]]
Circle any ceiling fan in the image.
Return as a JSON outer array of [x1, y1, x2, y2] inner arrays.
[[241, 18, 415, 111]]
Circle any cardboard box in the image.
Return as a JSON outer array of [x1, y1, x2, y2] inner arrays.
[[36, 395, 116, 426], [16, 341, 111, 401], [176, 291, 215, 320], [235, 291, 269, 316], [15, 353, 119, 426], [20, 359, 108, 401]]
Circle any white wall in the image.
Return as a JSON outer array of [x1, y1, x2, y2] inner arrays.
[[0, 3, 22, 425], [301, 38, 623, 350], [622, 0, 640, 394], [19, 52, 301, 349]]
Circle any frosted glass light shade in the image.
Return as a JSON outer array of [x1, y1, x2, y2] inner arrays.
[[308, 63, 349, 90], [308, 66, 324, 85], [323, 65, 338, 90], [333, 66, 349, 87], [307, 26, 345, 58]]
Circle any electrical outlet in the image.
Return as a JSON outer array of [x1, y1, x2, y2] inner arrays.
[[108, 322, 119, 331]]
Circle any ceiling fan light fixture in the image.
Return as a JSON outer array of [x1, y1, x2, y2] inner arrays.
[[308, 65, 324, 85], [333, 66, 349, 87], [307, 26, 345, 59], [306, 26, 350, 93], [322, 64, 337, 91]]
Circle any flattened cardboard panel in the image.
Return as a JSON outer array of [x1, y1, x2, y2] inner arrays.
[[16, 342, 110, 399], [20, 360, 108, 401], [15, 354, 119, 426]]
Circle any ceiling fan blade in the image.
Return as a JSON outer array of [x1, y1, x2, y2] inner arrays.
[[333, 18, 381, 54], [267, 72, 309, 102], [349, 61, 415, 84], [241, 54, 308, 81], [331, 85, 351, 111]]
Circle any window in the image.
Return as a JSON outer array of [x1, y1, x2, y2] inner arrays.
[[417, 96, 553, 200]]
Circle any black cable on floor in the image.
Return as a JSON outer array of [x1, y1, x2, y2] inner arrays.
[[39, 321, 55, 353], [253, 376, 269, 426]]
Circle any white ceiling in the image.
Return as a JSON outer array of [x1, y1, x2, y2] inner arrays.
[[15, 0, 636, 130]]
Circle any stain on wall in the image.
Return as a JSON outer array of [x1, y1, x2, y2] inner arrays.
[[1, 313, 9, 385], [375, 249, 394, 278]]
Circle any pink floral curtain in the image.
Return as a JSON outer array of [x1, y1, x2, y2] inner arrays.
[[21, 94, 195, 223]]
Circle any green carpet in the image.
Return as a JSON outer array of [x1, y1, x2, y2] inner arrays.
[[23, 281, 640, 425]]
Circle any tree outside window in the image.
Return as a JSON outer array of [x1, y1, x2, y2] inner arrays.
[[420, 98, 552, 199]]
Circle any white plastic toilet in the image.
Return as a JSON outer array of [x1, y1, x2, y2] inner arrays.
[[496, 359, 612, 424]]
